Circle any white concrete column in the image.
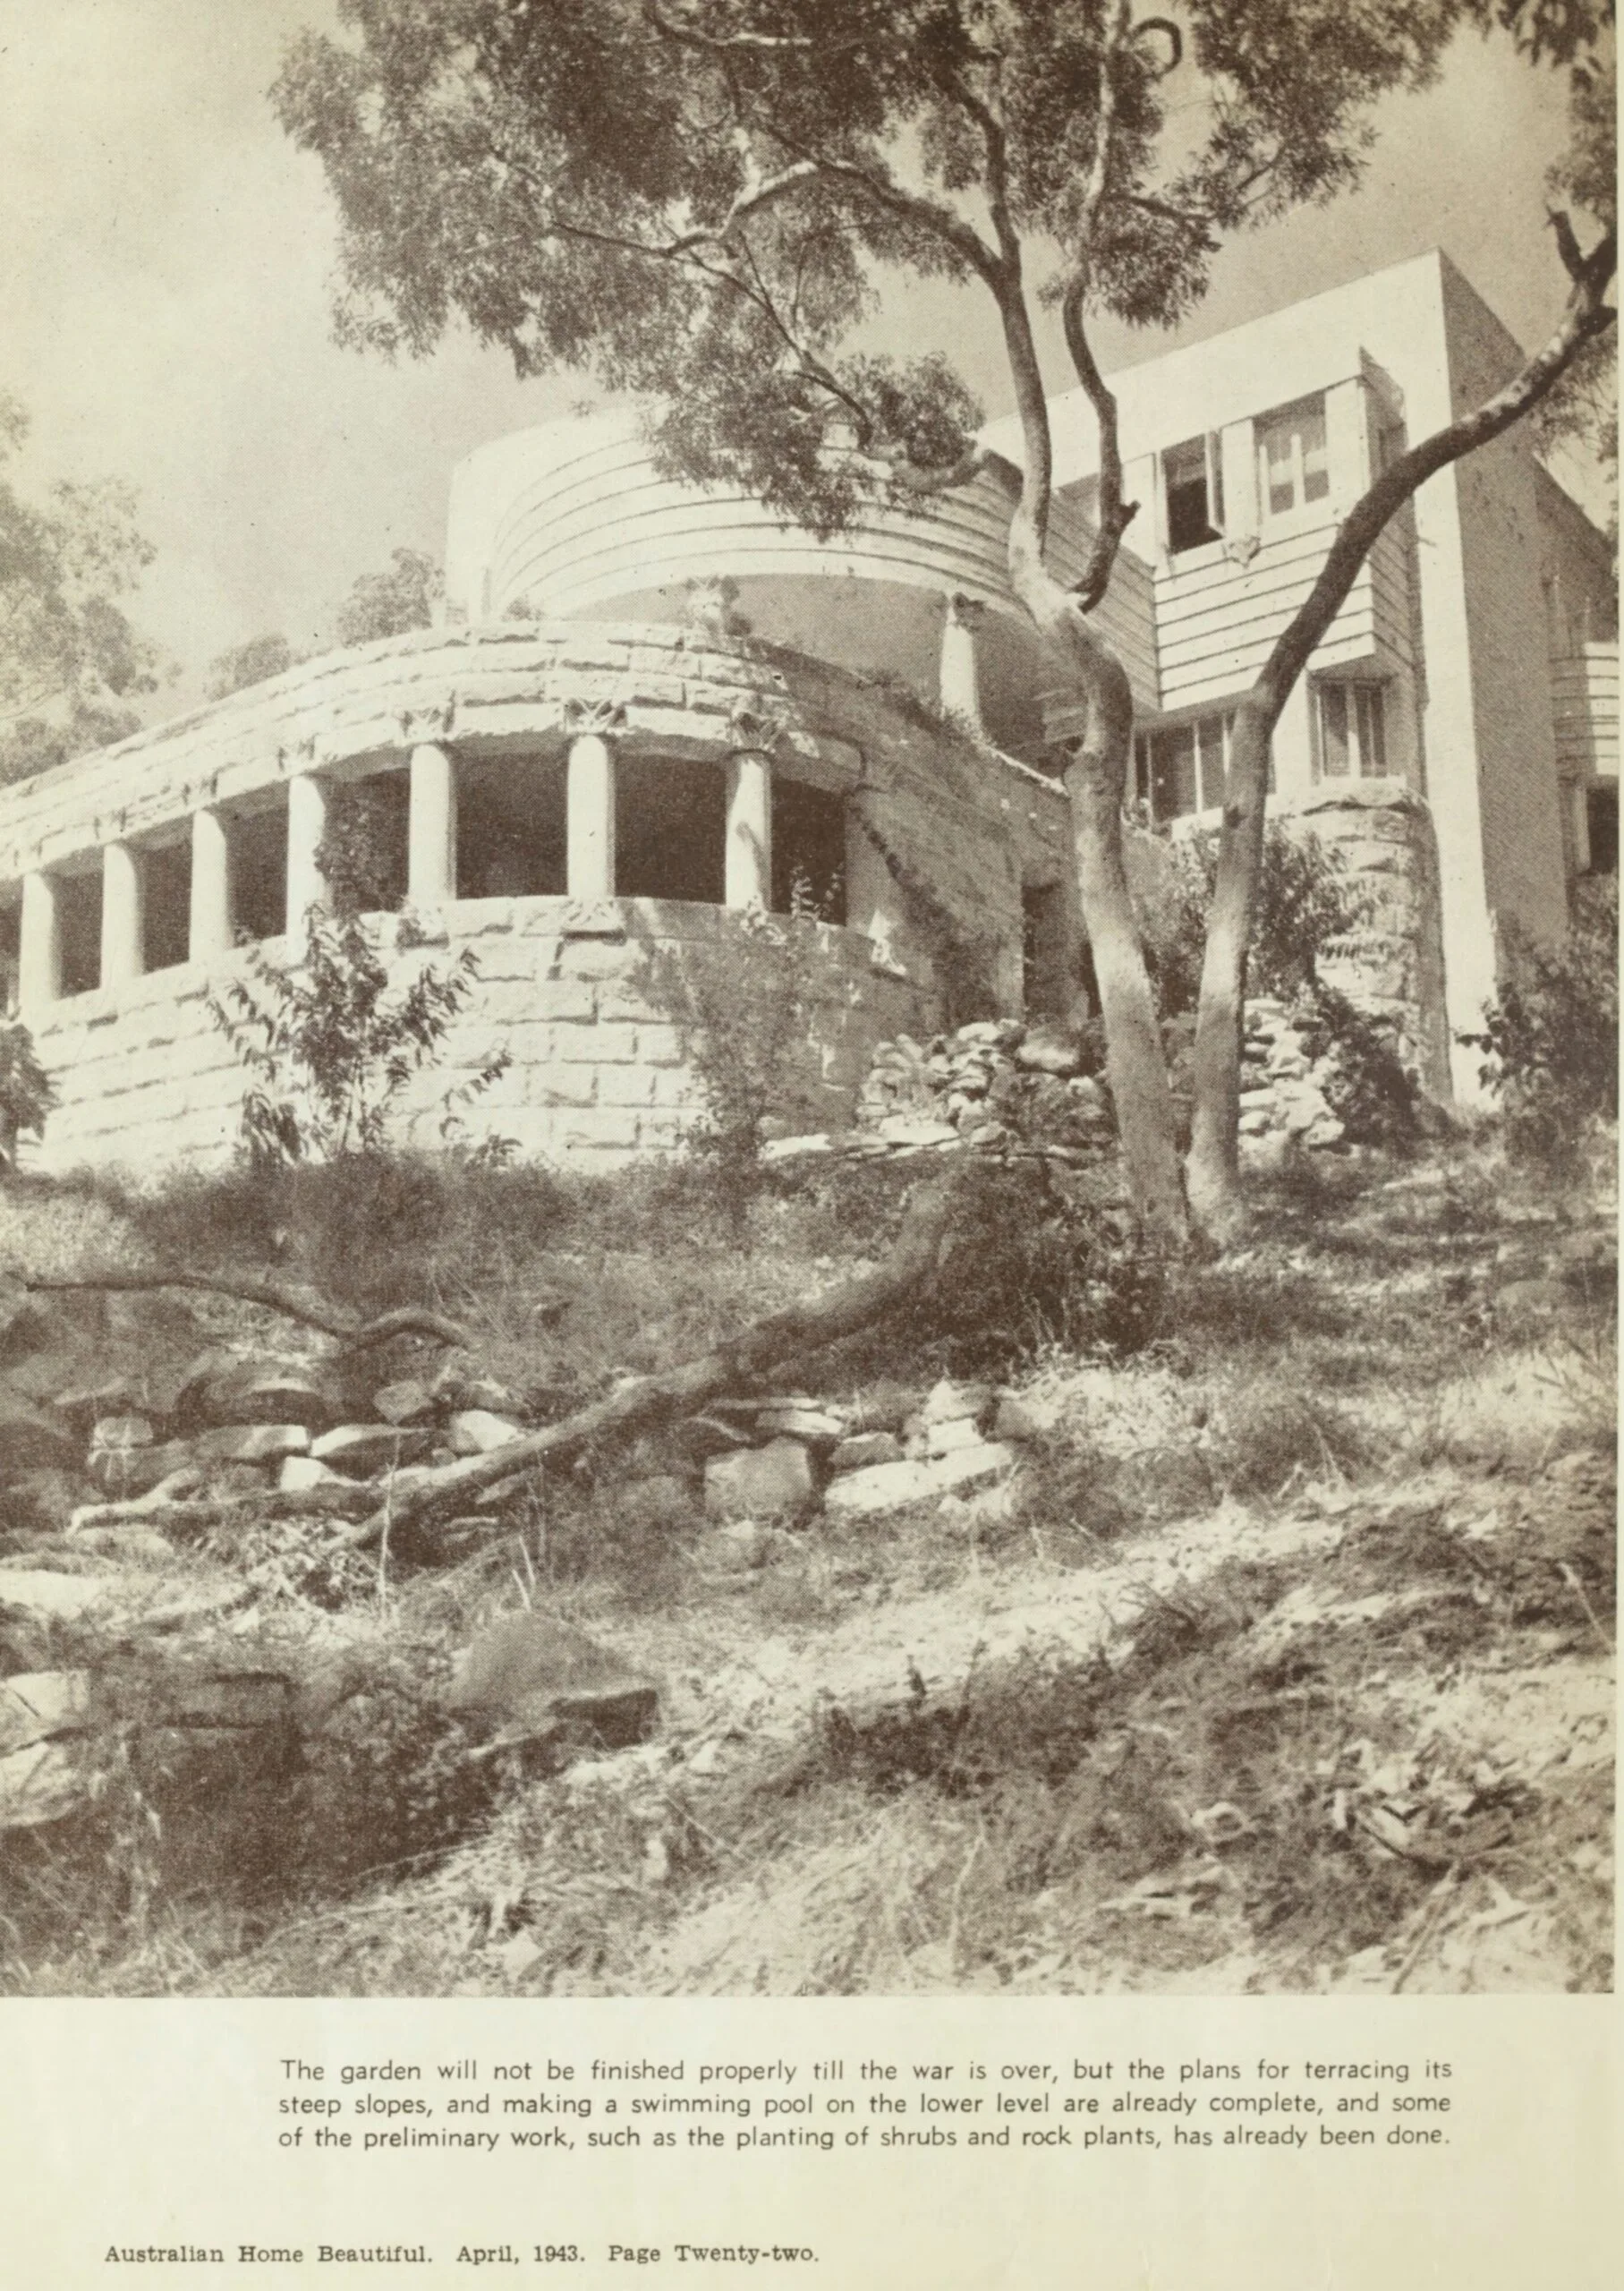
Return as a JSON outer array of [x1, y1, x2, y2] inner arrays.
[[408, 743, 458, 907], [939, 593, 985, 733], [285, 772, 328, 937], [19, 871, 61, 1016], [725, 750, 773, 909], [189, 806, 233, 961], [100, 840, 143, 991], [565, 733, 616, 899]]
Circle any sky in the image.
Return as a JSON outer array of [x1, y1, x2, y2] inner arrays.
[[0, 1, 1599, 716]]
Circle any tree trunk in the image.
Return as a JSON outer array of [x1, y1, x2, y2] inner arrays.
[[1185, 699, 1271, 1239], [1059, 645, 1190, 1251]]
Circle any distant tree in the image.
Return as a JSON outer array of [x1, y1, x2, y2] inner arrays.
[[333, 546, 442, 646], [0, 389, 158, 783], [205, 632, 298, 701], [276, 2, 1613, 1243]]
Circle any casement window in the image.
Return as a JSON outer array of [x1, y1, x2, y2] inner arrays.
[[1316, 680, 1390, 779], [1256, 393, 1331, 518], [1162, 432, 1225, 553]]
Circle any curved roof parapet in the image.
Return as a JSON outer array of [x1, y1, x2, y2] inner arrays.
[[446, 411, 1158, 722]]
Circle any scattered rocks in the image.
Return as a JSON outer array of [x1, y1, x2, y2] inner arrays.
[[446, 1410, 526, 1457], [704, 1438, 816, 1522], [829, 1431, 903, 1474], [821, 1442, 1016, 1520], [310, 1423, 433, 1477], [0, 1570, 125, 1621], [194, 1424, 311, 1466], [446, 1614, 659, 1751]]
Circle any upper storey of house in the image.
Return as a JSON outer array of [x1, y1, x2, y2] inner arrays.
[[443, 410, 1159, 766]]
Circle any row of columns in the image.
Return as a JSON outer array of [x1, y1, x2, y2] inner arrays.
[[15, 732, 783, 1017]]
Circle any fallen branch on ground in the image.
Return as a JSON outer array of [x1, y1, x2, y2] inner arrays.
[[27, 1269, 466, 1351], [344, 1172, 960, 1546]]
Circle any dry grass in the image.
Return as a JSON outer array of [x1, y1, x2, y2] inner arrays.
[[1, 1130, 1612, 1997]]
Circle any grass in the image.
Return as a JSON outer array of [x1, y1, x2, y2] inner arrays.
[[0, 1127, 1613, 1996]]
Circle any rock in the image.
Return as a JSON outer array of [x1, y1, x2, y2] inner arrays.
[[0, 1739, 87, 1827], [674, 1413, 752, 1461], [920, 1416, 987, 1460], [195, 1423, 311, 1465], [0, 1668, 92, 1755], [821, 1443, 1016, 1520], [446, 1614, 659, 1750], [920, 1379, 992, 1425], [1303, 1115, 1348, 1149], [177, 1354, 338, 1433], [278, 1454, 344, 1492], [432, 1362, 526, 1418], [0, 1392, 81, 1478], [0, 1569, 125, 1621], [447, 1410, 526, 1457], [1015, 1027, 1083, 1077], [704, 1438, 816, 1521], [373, 1378, 438, 1426], [991, 1393, 1043, 1443], [876, 1114, 960, 1146], [100, 1440, 195, 1499], [310, 1423, 434, 1476], [753, 1407, 846, 1447], [829, 1431, 904, 1474]]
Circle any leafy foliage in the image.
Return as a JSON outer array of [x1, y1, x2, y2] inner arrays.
[[1461, 875, 1619, 1171], [1135, 822, 1369, 1019], [0, 1018, 57, 1169], [641, 896, 829, 1219], [333, 545, 442, 646], [1292, 984, 1422, 1147], [206, 634, 297, 702], [316, 779, 408, 917], [0, 390, 158, 783], [273, 0, 1462, 539], [207, 907, 506, 1166]]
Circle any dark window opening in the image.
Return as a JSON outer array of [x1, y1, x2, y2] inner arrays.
[[1021, 881, 1072, 1018], [1163, 434, 1223, 554], [0, 904, 19, 1016], [1586, 783, 1618, 875], [772, 779, 846, 920], [142, 841, 191, 972], [456, 752, 566, 899], [57, 871, 103, 996], [1317, 682, 1388, 779], [231, 805, 288, 943], [616, 754, 726, 902], [320, 772, 410, 914], [1135, 711, 1240, 822]]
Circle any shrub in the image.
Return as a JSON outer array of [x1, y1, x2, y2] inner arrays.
[[1292, 984, 1422, 1148], [208, 907, 507, 1167], [1461, 879, 1619, 1172], [639, 897, 829, 1224], [0, 1018, 56, 1171], [1134, 822, 1369, 1019]]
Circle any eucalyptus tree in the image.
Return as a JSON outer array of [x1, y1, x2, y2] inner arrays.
[[276, 0, 1612, 1242]]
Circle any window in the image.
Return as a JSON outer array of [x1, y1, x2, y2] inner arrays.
[[1257, 394, 1330, 517], [1316, 681, 1389, 779], [1135, 711, 1233, 822], [1586, 784, 1618, 875], [1162, 433, 1224, 553]]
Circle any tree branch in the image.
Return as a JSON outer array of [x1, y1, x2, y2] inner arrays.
[[1060, 275, 1139, 611], [26, 1269, 466, 1352], [343, 1171, 960, 1544]]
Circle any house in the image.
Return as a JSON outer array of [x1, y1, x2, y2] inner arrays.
[[0, 249, 1612, 1172]]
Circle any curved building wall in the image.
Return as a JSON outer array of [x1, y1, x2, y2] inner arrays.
[[445, 413, 1160, 753], [0, 624, 1076, 1175]]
